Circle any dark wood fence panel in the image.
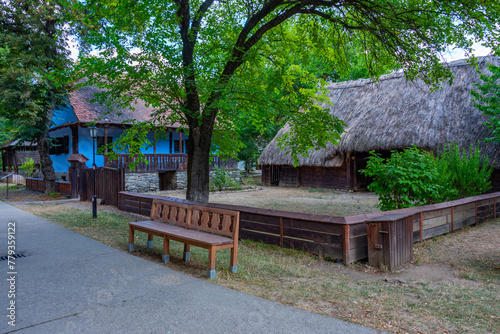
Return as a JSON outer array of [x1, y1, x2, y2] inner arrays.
[[25, 178, 71, 197], [83, 167, 124, 207]]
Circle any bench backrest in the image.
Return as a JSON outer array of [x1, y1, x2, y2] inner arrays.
[[151, 199, 239, 239]]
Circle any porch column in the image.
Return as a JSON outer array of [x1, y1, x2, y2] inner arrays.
[[153, 131, 157, 154], [104, 127, 108, 154], [179, 131, 183, 153]]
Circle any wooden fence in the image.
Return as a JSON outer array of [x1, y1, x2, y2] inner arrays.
[[25, 178, 72, 197], [0, 171, 27, 185], [81, 167, 125, 207], [105, 154, 238, 172], [118, 191, 500, 265]]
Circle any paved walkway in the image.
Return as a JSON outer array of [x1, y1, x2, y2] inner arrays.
[[0, 201, 384, 333]]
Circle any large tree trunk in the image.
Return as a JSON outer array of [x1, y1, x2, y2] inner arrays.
[[185, 125, 213, 202], [38, 102, 57, 195]]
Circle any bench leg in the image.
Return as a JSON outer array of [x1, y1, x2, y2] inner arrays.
[[162, 237, 170, 264], [147, 234, 154, 249], [183, 244, 191, 261], [207, 247, 216, 279], [128, 226, 135, 252], [230, 246, 238, 273]]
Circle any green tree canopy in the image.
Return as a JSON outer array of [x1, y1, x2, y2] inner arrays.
[[471, 53, 500, 142], [74, 0, 500, 202], [0, 0, 74, 192]]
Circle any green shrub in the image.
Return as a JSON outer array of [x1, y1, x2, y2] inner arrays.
[[361, 143, 492, 211], [49, 191, 61, 198], [438, 143, 492, 199], [361, 146, 443, 211], [19, 157, 35, 177], [209, 166, 242, 192]]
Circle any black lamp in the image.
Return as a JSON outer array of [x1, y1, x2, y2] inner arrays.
[[89, 125, 98, 218]]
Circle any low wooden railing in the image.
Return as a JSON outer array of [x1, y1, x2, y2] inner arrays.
[[118, 191, 500, 265], [105, 154, 238, 172], [25, 178, 72, 197]]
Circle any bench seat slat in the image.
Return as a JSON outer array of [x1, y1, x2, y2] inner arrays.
[[130, 221, 234, 246]]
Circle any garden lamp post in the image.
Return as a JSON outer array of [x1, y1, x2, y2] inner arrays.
[[90, 125, 98, 219]]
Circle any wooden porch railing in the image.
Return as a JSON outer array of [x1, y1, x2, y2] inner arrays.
[[104, 154, 188, 172], [104, 154, 238, 172]]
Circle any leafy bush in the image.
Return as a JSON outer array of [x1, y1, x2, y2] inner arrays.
[[438, 143, 492, 199], [209, 166, 242, 192], [19, 157, 35, 177], [361, 146, 443, 211], [361, 143, 492, 211]]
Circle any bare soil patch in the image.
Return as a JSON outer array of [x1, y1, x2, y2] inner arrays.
[[150, 186, 381, 216]]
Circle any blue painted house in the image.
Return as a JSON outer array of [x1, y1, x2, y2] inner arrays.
[[48, 85, 188, 176]]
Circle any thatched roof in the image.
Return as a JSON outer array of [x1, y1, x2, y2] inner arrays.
[[259, 56, 500, 168]]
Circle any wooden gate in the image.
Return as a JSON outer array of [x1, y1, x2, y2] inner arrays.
[[81, 167, 125, 207]]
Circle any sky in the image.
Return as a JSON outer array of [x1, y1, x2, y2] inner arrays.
[[68, 39, 493, 64], [442, 41, 493, 62]]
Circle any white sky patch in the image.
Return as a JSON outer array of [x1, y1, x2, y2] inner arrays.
[[442, 41, 493, 62]]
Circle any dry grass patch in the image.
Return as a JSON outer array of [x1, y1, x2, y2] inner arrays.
[[14, 202, 500, 334], [151, 187, 381, 216]]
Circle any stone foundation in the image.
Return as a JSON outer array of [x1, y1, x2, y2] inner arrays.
[[124, 169, 241, 193], [174, 172, 187, 189], [125, 172, 159, 193], [55, 172, 69, 181], [171, 170, 241, 190]]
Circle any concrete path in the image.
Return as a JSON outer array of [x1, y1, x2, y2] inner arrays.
[[0, 201, 384, 334]]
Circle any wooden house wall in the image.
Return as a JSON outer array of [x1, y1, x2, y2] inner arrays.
[[298, 165, 349, 189], [262, 165, 271, 186], [261, 164, 353, 190], [491, 169, 500, 192]]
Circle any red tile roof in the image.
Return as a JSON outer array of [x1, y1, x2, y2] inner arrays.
[[69, 85, 181, 128]]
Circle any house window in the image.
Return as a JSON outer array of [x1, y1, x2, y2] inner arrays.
[[173, 139, 186, 153], [96, 136, 113, 154], [49, 136, 69, 155], [173, 140, 180, 153]]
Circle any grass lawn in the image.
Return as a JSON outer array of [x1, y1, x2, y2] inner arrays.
[[13, 202, 500, 334]]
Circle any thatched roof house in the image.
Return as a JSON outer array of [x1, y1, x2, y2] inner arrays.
[[259, 56, 500, 191]]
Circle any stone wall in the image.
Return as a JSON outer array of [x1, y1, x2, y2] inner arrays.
[[124, 170, 242, 193], [174, 171, 187, 189], [125, 172, 159, 193], [171, 170, 241, 191]]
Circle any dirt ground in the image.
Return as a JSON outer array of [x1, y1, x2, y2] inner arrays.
[[151, 186, 381, 216], [0, 185, 67, 202]]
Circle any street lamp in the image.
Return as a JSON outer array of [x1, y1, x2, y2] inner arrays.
[[89, 125, 98, 219]]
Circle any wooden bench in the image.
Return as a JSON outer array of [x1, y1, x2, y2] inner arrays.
[[128, 199, 239, 279]]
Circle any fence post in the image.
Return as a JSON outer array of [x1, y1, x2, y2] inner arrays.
[[342, 225, 351, 265], [366, 213, 414, 271]]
